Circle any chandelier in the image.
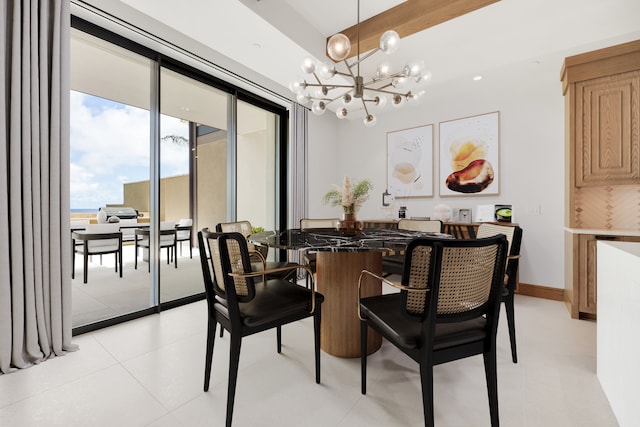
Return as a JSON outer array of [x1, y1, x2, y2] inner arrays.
[[289, 1, 429, 127]]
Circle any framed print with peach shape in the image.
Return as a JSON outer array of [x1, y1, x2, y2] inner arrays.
[[439, 111, 499, 196], [386, 124, 433, 198]]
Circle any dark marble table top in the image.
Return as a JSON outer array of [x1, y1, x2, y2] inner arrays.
[[249, 228, 451, 254]]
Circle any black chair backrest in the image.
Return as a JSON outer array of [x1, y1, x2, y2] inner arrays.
[[198, 230, 257, 304], [401, 235, 508, 326]]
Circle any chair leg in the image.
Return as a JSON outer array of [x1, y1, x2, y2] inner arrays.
[[419, 362, 435, 427], [314, 306, 321, 384], [504, 297, 518, 363], [484, 350, 500, 427], [189, 242, 192, 259], [204, 318, 217, 391], [83, 252, 89, 284], [276, 325, 282, 353], [118, 250, 123, 278], [134, 245, 138, 269], [174, 245, 177, 268], [220, 328, 224, 338], [226, 333, 242, 427], [361, 320, 368, 394]]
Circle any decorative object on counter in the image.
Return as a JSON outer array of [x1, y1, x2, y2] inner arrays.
[[494, 204, 513, 222], [439, 111, 500, 196], [459, 208, 472, 223], [476, 204, 496, 222], [398, 206, 407, 219], [387, 124, 434, 198], [97, 208, 107, 224], [433, 204, 452, 222], [289, 0, 430, 127], [323, 176, 372, 233]]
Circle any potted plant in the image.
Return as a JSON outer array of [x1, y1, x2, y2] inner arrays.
[[323, 176, 373, 231]]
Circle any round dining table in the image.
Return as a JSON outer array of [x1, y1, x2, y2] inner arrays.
[[249, 227, 450, 358]]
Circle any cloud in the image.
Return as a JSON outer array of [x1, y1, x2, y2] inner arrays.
[[70, 91, 189, 209]]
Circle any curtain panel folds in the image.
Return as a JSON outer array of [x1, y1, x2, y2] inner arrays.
[[0, 0, 76, 374]]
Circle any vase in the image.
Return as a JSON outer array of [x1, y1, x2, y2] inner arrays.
[[336, 213, 363, 235]]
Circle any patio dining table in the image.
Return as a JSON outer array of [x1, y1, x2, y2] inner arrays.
[[249, 227, 450, 358]]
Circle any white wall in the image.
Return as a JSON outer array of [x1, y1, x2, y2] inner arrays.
[[306, 54, 566, 289]]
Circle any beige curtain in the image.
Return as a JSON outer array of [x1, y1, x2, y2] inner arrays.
[[0, 0, 76, 374]]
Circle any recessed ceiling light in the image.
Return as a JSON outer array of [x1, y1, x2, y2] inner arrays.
[[473, 75, 483, 81]]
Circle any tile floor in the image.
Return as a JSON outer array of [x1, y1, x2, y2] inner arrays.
[[0, 295, 619, 426]]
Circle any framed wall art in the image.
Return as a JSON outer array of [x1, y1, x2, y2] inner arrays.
[[386, 123, 434, 198], [439, 111, 500, 196]]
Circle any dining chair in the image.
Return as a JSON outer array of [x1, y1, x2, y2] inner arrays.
[[216, 220, 296, 280], [358, 234, 508, 427], [476, 223, 523, 363], [134, 222, 178, 271], [72, 223, 123, 284], [176, 218, 193, 258], [381, 219, 443, 277], [299, 218, 339, 286], [198, 230, 324, 427]]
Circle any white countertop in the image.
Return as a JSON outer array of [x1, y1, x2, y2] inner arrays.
[[564, 227, 640, 237]]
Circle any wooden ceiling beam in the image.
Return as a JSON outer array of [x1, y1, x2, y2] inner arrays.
[[329, 0, 501, 60]]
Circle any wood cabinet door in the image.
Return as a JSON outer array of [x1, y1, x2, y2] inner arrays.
[[575, 70, 640, 186], [578, 234, 598, 315]]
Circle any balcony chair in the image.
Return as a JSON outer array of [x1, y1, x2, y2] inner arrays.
[[476, 223, 523, 363], [176, 218, 193, 258], [358, 235, 508, 427], [72, 223, 123, 284], [197, 230, 324, 427], [134, 221, 178, 271], [381, 219, 443, 277]]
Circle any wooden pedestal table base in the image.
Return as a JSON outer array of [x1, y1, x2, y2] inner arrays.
[[316, 251, 382, 358]]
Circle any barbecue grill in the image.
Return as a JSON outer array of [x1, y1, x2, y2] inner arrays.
[[100, 206, 140, 220]]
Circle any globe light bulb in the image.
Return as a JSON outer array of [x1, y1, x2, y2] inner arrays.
[[301, 57, 316, 74], [391, 76, 407, 89], [296, 92, 310, 105], [327, 33, 351, 62], [364, 114, 377, 127], [379, 30, 399, 54], [311, 100, 327, 115], [415, 70, 432, 85], [374, 95, 387, 109], [336, 108, 348, 119], [404, 59, 425, 77], [318, 62, 336, 80], [391, 94, 404, 108], [313, 86, 328, 98], [342, 93, 353, 105], [288, 78, 305, 93], [375, 62, 391, 80]]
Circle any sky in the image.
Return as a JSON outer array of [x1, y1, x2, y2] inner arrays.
[[70, 91, 189, 210]]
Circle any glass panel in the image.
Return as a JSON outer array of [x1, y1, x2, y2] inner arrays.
[[237, 100, 278, 235], [160, 67, 230, 303], [70, 29, 152, 327]]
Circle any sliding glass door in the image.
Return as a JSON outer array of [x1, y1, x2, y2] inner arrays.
[[70, 28, 153, 327], [159, 66, 230, 304], [70, 19, 289, 333]]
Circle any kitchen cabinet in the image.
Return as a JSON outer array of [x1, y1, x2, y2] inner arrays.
[[562, 40, 640, 318]]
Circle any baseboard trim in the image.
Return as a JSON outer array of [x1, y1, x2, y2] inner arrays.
[[516, 283, 565, 301]]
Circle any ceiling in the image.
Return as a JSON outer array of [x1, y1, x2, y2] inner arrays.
[[113, 0, 640, 94], [73, 0, 640, 124]]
